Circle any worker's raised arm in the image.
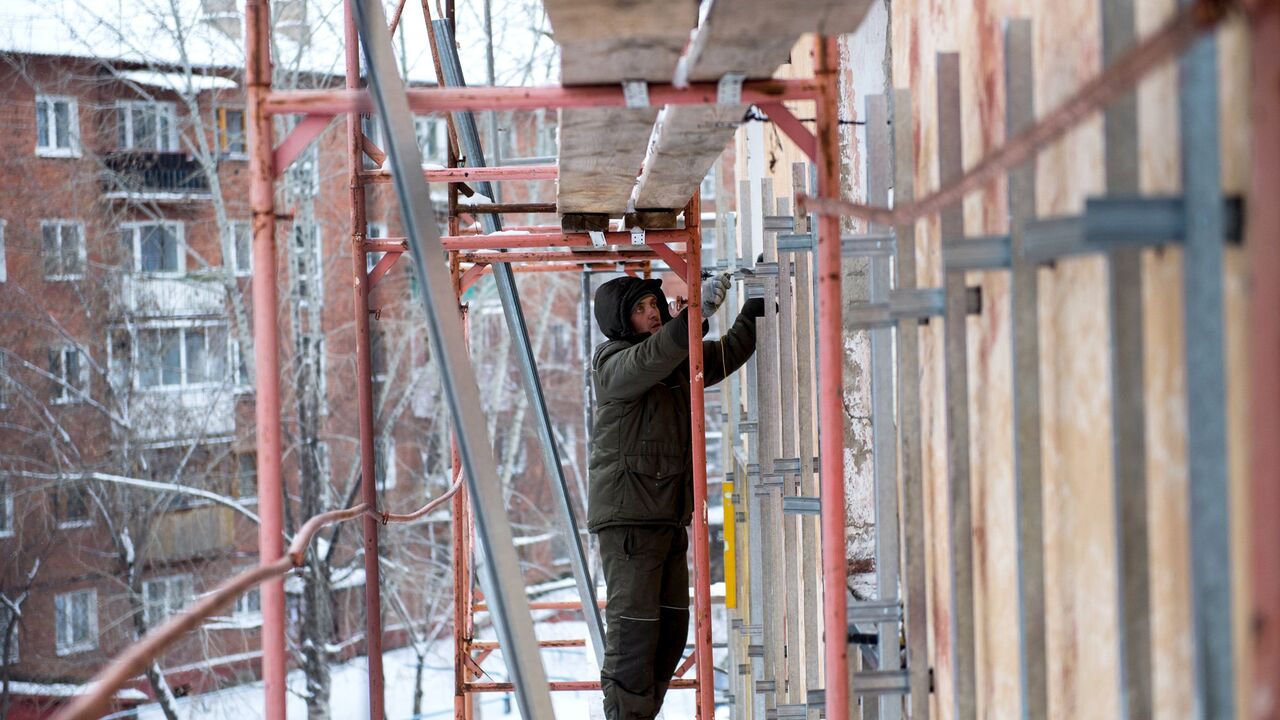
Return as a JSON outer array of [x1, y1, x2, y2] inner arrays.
[[704, 297, 766, 387], [593, 310, 693, 402]]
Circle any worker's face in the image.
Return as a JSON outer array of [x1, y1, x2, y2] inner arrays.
[[629, 294, 662, 335]]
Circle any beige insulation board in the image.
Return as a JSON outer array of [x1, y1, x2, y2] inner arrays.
[[632, 0, 872, 211], [543, 0, 696, 217]]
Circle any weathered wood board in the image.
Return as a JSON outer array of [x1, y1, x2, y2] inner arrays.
[[634, 0, 873, 212], [542, 0, 695, 217], [884, 1, 1251, 719], [746, 0, 1250, 718]]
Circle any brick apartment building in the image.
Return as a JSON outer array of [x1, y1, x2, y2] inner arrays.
[[0, 28, 583, 718]]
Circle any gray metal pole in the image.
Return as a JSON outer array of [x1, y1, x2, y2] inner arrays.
[[1099, 3, 1152, 717], [1004, 19, 1048, 720], [1178, 6, 1234, 717], [865, 94, 902, 720], [350, 2, 555, 716], [432, 18, 607, 669]]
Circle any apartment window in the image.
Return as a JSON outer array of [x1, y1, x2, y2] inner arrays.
[[292, 223, 322, 302], [136, 326, 228, 389], [49, 345, 87, 403], [0, 219, 7, 282], [236, 453, 257, 501], [0, 353, 11, 409], [234, 585, 261, 619], [0, 601, 17, 664], [54, 589, 98, 655], [360, 114, 384, 170], [143, 575, 193, 627], [370, 324, 388, 384], [0, 479, 13, 537], [117, 101, 178, 151], [286, 145, 319, 198], [230, 338, 251, 389], [376, 435, 396, 490], [414, 116, 447, 167], [216, 107, 246, 156], [41, 221, 85, 280], [299, 334, 327, 414], [700, 166, 717, 202], [56, 485, 91, 529], [36, 95, 80, 157], [122, 222, 184, 275], [365, 222, 386, 273], [227, 222, 251, 275]]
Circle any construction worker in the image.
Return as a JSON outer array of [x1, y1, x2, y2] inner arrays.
[[588, 273, 764, 719]]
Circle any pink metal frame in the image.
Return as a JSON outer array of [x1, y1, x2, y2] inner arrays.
[[51, 2, 850, 716]]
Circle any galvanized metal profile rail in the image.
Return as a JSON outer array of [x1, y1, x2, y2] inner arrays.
[[431, 16, 607, 673]]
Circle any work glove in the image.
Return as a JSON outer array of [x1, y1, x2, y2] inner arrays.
[[742, 297, 766, 318], [700, 272, 732, 317]]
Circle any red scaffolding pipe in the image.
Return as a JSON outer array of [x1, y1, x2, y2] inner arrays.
[[361, 164, 558, 183], [815, 35, 849, 720], [261, 78, 823, 115], [1248, 0, 1280, 715], [685, 190, 714, 717], [344, 3, 387, 716], [244, 2, 287, 718], [441, 229, 688, 250]]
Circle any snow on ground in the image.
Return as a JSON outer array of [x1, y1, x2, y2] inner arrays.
[[132, 618, 700, 719]]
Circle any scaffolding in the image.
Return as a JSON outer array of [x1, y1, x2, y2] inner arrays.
[[49, 0, 1280, 719]]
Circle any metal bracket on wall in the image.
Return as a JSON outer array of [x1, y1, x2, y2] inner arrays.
[[846, 286, 982, 329], [1020, 195, 1243, 264], [782, 496, 821, 515]]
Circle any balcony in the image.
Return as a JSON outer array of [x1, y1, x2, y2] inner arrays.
[[148, 505, 237, 563], [131, 387, 236, 441], [103, 151, 211, 202], [120, 274, 226, 317]]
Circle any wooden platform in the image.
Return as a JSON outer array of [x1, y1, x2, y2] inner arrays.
[[631, 0, 873, 212], [543, 0, 696, 224]]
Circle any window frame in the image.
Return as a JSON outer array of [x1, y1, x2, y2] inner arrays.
[[0, 219, 7, 283], [40, 220, 86, 281], [116, 100, 179, 152], [142, 574, 194, 628], [413, 116, 448, 167], [56, 485, 93, 530], [0, 478, 13, 538], [121, 221, 186, 277], [233, 584, 262, 621], [54, 588, 98, 656], [291, 223, 323, 306], [376, 435, 396, 491], [0, 600, 18, 664], [215, 106, 247, 158], [365, 222, 387, 273], [129, 321, 231, 392], [229, 337, 253, 392], [35, 95, 81, 158], [0, 352, 11, 410], [226, 221, 252, 276], [49, 344, 88, 405]]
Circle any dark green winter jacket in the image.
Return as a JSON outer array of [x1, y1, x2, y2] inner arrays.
[[587, 277, 760, 532]]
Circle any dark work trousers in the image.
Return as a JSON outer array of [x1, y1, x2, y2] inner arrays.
[[597, 525, 690, 720]]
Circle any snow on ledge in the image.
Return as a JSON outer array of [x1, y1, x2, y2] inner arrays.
[[6, 680, 148, 701], [118, 69, 238, 91]]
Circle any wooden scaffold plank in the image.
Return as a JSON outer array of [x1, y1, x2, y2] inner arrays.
[[542, 0, 695, 224], [632, 0, 873, 213]]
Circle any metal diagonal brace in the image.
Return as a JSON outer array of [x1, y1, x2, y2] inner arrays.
[[351, 2, 555, 717], [433, 18, 607, 671], [273, 113, 336, 178]]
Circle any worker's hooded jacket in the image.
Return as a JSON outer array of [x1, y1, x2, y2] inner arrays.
[[587, 277, 758, 532]]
